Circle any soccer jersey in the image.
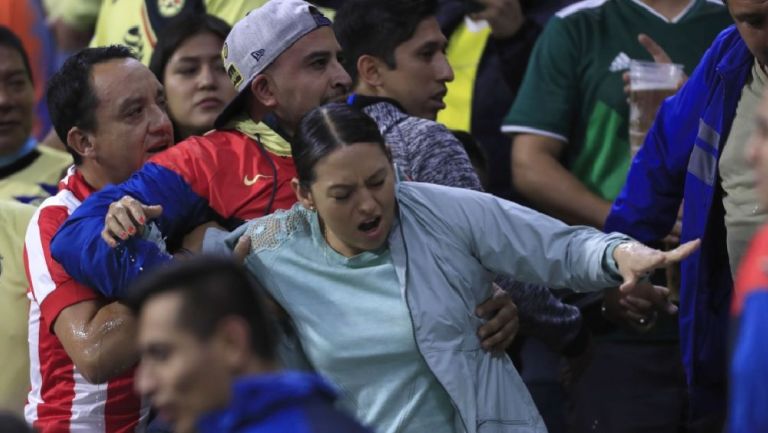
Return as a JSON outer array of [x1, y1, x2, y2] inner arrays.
[[503, 0, 731, 201], [89, 0, 270, 65], [24, 168, 146, 433], [0, 200, 35, 413], [0, 143, 72, 205]]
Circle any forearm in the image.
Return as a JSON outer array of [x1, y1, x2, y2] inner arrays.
[[513, 142, 611, 229], [57, 301, 138, 384], [81, 302, 138, 382]]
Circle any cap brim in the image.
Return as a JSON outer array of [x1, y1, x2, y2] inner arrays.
[[214, 86, 251, 129]]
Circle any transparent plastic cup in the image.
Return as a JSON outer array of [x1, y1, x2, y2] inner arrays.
[[628, 60, 684, 157]]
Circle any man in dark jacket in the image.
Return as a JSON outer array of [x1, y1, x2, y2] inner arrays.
[[128, 256, 371, 433]]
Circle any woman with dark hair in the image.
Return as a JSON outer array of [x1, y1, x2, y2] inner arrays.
[[149, 14, 236, 142], [228, 103, 698, 433]]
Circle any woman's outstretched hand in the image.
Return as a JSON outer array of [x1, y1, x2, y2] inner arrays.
[[612, 239, 700, 314]]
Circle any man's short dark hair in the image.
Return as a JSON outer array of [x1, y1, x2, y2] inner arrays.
[[0, 26, 33, 83], [46, 45, 135, 165], [333, 0, 438, 83], [126, 256, 277, 361]]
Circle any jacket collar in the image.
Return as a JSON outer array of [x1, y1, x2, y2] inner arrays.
[[715, 26, 754, 79]]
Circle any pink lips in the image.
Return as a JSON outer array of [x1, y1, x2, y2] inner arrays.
[[195, 97, 223, 109]]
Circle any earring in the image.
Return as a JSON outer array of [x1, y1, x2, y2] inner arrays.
[[309, 205, 316, 211]]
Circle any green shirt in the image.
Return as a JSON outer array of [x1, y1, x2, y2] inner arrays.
[[503, 0, 731, 201]]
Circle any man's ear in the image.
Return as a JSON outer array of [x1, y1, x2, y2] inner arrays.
[[356, 54, 385, 88], [290, 178, 315, 210], [250, 75, 277, 109], [214, 317, 252, 371], [66, 127, 93, 160]]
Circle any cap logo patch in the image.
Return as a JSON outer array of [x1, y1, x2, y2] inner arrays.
[[251, 49, 266, 62], [227, 64, 243, 88], [222, 42, 229, 59]]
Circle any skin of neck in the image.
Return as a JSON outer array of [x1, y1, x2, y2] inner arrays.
[[354, 80, 385, 100], [76, 162, 113, 191], [640, 0, 693, 20]]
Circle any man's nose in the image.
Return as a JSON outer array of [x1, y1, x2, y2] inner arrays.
[[331, 60, 352, 90], [436, 53, 454, 83]]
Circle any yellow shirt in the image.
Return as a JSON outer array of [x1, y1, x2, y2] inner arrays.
[[89, 0, 270, 65], [0, 200, 35, 414], [0, 146, 71, 205]]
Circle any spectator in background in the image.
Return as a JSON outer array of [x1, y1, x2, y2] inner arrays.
[[0, 200, 35, 414], [149, 14, 237, 142], [436, 0, 571, 200], [0, 0, 58, 141], [127, 256, 372, 433], [25, 46, 174, 433], [604, 0, 768, 430], [0, 26, 70, 204], [87, 0, 267, 65], [503, 0, 731, 432]]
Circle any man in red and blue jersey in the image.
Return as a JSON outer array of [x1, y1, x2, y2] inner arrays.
[[24, 45, 173, 433]]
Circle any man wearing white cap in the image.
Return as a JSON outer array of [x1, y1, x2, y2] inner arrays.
[[50, 0, 352, 297]]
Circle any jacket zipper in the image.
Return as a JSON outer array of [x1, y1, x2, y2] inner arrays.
[[398, 218, 470, 433]]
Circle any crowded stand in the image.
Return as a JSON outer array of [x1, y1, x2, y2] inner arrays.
[[0, 0, 763, 432]]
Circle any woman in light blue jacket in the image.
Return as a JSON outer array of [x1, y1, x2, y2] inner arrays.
[[232, 103, 698, 433]]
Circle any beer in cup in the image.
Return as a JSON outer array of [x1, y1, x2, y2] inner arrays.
[[628, 60, 683, 157]]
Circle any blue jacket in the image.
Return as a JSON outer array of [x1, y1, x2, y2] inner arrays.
[[197, 372, 371, 433], [604, 26, 753, 419]]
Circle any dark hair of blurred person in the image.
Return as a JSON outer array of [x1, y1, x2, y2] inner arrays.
[[0, 410, 35, 433], [127, 255, 371, 433], [149, 14, 237, 142]]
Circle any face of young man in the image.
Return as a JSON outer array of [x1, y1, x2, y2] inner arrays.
[[135, 292, 232, 433], [265, 26, 352, 135], [84, 58, 173, 185], [375, 16, 454, 121], [0, 45, 34, 157]]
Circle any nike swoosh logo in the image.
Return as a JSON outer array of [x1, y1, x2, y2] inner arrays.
[[244, 174, 273, 186]]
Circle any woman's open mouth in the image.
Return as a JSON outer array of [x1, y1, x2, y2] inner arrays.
[[358, 216, 382, 233]]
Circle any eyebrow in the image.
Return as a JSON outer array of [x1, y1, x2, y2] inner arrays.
[[303, 50, 332, 64], [0, 69, 28, 80], [326, 167, 388, 192], [117, 96, 145, 113]]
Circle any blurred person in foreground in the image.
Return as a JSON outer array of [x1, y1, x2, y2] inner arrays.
[[127, 256, 371, 433]]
